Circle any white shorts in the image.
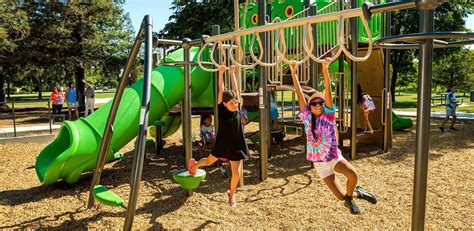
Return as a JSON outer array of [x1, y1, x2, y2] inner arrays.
[[313, 154, 345, 179]]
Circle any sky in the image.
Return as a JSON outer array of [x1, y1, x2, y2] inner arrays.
[[122, 2, 474, 48], [123, 0, 174, 33]]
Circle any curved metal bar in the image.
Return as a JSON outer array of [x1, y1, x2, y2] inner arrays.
[[303, 19, 342, 63], [339, 14, 373, 62], [274, 24, 312, 65], [249, 32, 280, 67], [227, 36, 260, 69], [374, 32, 474, 49], [197, 42, 219, 72]]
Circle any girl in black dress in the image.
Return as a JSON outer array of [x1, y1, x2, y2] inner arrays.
[[189, 65, 248, 208]]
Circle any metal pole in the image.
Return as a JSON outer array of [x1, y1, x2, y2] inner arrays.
[[212, 25, 220, 130], [123, 15, 153, 231], [235, 0, 245, 187], [12, 101, 16, 137], [182, 38, 194, 196], [309, 5, 318, 90], [412, 7, 434, 231], [350, 0, 358, 160], [48, 101, 52, 134], [258, 0, 268, 181], [383, 0, 392, 152], [87, 17, 144, 209]]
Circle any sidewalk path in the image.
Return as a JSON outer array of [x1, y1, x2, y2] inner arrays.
[[396, 111, 474, 120]]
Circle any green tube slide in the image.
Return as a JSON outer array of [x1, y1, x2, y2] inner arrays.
[[392, 111, 414, 131], [35, 47, 214, 185]]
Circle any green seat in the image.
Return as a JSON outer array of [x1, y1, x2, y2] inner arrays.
[[92, 185, 125, 207], [154, 120, 166, 127], [172, 169, 206, 190]]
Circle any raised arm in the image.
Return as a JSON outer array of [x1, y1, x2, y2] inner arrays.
[[228, 65, 241, 103], [82, 79, 91, 88], [289, 62, 307, 112], [321, 58, 333, 110], [217, 65, 226, 104]]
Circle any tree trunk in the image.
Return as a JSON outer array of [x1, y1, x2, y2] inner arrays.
[[0, 74, 6, 107], [75, 65, 85, 110], [7, 80, 11, 99], [37, 78, 43, 100]]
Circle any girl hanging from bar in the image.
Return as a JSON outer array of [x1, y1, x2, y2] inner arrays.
[[189, 65, 248, 208], [289, 58, 377, 214]]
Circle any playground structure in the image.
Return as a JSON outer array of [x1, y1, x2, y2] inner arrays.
[[33, 0, 474, 230]]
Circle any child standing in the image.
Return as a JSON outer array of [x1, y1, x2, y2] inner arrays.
[[189, 65, 248, 208], [289, 59, 377, 214], [358, 84, 376, 134], [439, 84, 458, 132], [197, 114, 215, 158]]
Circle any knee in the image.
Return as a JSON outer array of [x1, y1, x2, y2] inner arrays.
[[348, 169, 358, 181]]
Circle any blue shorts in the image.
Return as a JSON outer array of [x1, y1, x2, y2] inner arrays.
[[446, 109, 456, 118]]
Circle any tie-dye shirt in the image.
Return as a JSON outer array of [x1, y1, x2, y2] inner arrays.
[[298, 105, 340, 162], [200, 124, 215, 144]]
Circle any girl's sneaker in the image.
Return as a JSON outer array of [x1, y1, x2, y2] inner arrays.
[[344, 196, 361, 214], [355, 186, 378, 204], [227, 190, 236, 208], [188, 158, 196, 176]]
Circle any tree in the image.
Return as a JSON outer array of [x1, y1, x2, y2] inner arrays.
[[433, 48, 473, 95], [1, 1, 133, 107], [0, 2, 29, 108], [390, 2, 473, 101], [159, 0, 244, 40]]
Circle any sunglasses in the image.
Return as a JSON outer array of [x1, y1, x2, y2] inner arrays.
[[310, 101, 324, 107]]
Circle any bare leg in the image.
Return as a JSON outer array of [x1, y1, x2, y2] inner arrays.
[[191, 154, 218, 172], [364, 111, 374, 133], [229, 160, 242, 205], [322, 173, 358, 200], [68, 107, 72, 120], [75, 108, 79, 119], [450, 116, 456, 128], [440, 115, 449, 127], [333, 159, 358, 198]]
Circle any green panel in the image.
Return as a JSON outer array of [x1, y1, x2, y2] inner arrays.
[[92, 185, 125, 207], [358, 0, 386, 43]]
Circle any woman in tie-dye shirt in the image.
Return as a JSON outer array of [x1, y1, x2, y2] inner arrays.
[[289, 58, 377, 215]]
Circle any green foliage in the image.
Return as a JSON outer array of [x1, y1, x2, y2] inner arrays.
[[159, 0, 245, 40], [433, 48, 473, 93], [0, 0, 134, 103], [389, 1, 473, 101]]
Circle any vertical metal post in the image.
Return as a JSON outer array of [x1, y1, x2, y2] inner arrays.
[[258, 0, 268, 181], [87, 17, 144, 209], [383, 0, 392, 152], [338, 0, 345, 141], [12, 101, 16, 137], [309, 5, 318, 90], [412, 7, 434, 231], [212, 25, 220, 137], [350, 0, 358, 160], [123, 15, 153, 231], [235, 0, 245, 187], [48, 101, 52, 134], [182, 39, 193, 196]]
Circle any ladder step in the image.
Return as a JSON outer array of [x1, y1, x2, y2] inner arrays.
[[92, 185, 125, 207]]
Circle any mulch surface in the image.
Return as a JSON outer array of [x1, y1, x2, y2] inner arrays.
[[0, 118, 473, 229]]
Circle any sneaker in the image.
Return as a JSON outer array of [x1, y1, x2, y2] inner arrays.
[[449, 127, 457, 131], [355, 186, 378, 204], [227, 190, 236, 208], [188, 158, 196, 176], [219, 166, 229, 178], [344, 196, 361, 214], [439, 127, 445, 132]]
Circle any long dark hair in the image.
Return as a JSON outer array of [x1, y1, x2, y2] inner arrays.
[[357, 84, 367, 104], [200, 114, 212, 126], [447, 84, 456, 93], [307, 105, 319, 141]]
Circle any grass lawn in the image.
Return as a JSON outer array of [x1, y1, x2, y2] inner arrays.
[[5, 91, 115, 109]]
